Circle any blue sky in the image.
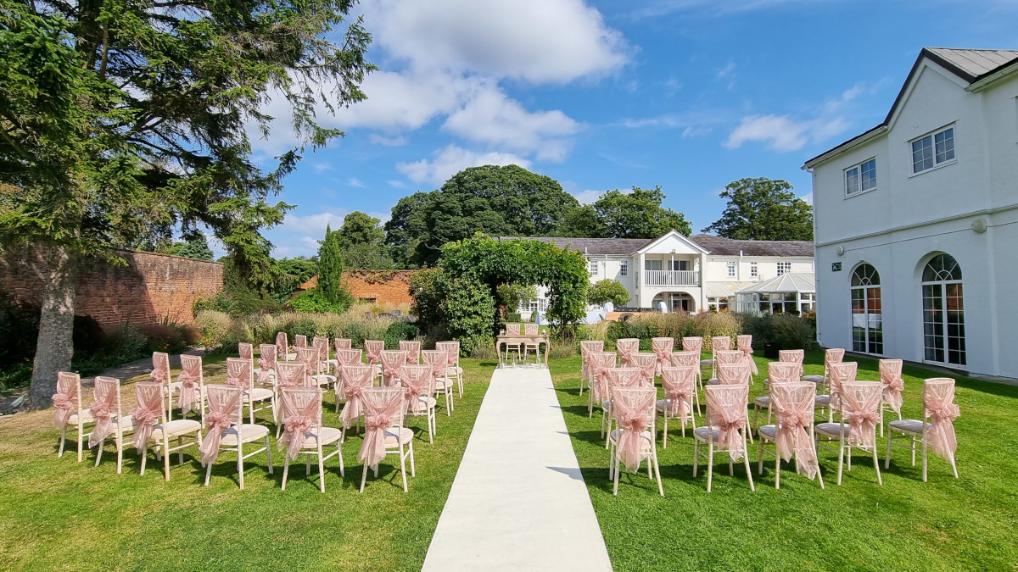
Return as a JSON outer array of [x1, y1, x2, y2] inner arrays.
[[249, 0, 1018, 258]]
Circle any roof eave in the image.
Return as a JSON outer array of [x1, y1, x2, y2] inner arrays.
[[802, 124, 888, 170], [967, 59, 1018, 92]]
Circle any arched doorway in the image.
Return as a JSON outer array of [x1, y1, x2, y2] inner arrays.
[[651, 292, 695, 313], [851, 263, 882, 354], [921, 253, 965, 366]]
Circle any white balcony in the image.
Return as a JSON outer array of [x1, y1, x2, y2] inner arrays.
[[645, 270, 700, 286]]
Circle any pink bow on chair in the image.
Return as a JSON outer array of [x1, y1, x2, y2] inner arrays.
[[359, 413, 392, 468], [178, 370, 200, 414], [87, 391, 118, 448], [279, 403, 317, 461], [775, 410, 819, 479], [664, 386, 692, 418], [711, 411, 746, 461], [132, 401, 162, 450], [926, 400, 960, 459], [199, 411, 233, 465], [845, 410, 880, 449], [616, 412, 649, 472], [150, 368, 168, 384], [52, 391, 74, 429], [340, 385, 365, 429], [882, 377, 904, 414]]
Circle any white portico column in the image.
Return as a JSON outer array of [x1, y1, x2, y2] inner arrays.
[[698, 252, 707, 312], [637, 252, 645, 307]]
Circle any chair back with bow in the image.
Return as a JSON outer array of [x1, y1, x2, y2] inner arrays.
[[681, 336, 702, 354], [334, 338, 353, 352], [839, 381, 882, 449], [651, 337, 674, 372], [580, 340, 605, 379], [588, 352, 617, 400], [880, 359, 905, 414], [225, 357, 254, 390], [296, 347, 320, 383], [705, 384, 750, 460], [380, 350, 408, 385], [736, 335, 758, 375], [436, 341, 461, 369], [52, 371, 82, 429], [276, 362, 306, 389], [632, 353, 658, 385], [923, 378, 960, 460], [364, 340, 384, 365], [295, 334, 308, 349], [238, 343, 253, 360], [660, 366, 696, 417], [278, 387, 323, 461], [717, 362, 751, 385], [824, 348, 845, 375], [399, 340, 422, 364], [340, 365, 374, 429], [357, 387, 406, 469], [199, 385, 244, 465], [313, 336, 329, 364], [335, 349, 363, 367], [275, 332, 288, 358], [828, 361, 858, 409], [523, 323, 538, 336], [778, 349, 805, 377], [616, 338, 639, 366], [421, 350, 448, 381], [151, 352, 171, 384], [178, 354, 205, 415], [257, 345, 277, 384], [398, 364, 433, 414], [769, 381, 819, 479], [711, 336, 732, 354], [505, 323, 522, 336], [608, 367, 644, 392], [88, 376, 123, 448], [133, 381, 167, 449], [669, 351, 698, 367], [768, 361, 801, 385], [612, 386, 656, 472]]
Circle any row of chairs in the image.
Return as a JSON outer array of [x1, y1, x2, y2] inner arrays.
[[500, 323, 543, 365]]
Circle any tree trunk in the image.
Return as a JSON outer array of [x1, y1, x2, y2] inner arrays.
[[29, 246, 78, 409]]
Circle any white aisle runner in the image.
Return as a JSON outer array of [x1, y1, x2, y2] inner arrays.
[[422, 368, 612, 571]]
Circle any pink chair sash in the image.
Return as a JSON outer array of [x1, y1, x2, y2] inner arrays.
[[660, 367, 695, 417], [437, 341, 460, 368], [669, 351, 698, 367], [365, 340, 384, 365], [238, 343, 253, 360], [711, 336, 732, 352], [737, 335, 758, 376], [257, 345, 276, 385], [880, 359, 904, 414], [580, 340, 605, 379], [828, 361, 858, 409], [296, 348, 319, 384], [357, 388, 404, 469], [52, 372, 78, 429], [380, 351, 408, 385], [608, 367, 643, 392], [706, 385, 748, 460], [275, 332, 287, 357], [335, 349, 362, 367], [340, 366, 373, 429], [632, 353, 658, 385], [151, 352, 169, 384], [778, 349, 805, 377], [132, 382, 164, 449], [717, 362, 750, 385], [199, 387, 243, 465], [616, 339, 639, 367], [334, 338, 352, 352], [276, 363, 305, 389], [278, 391, 320, 461], [178, 356, 202, 414], [399, 341, 421, 363], [422, 351, 447, 382], [88, 377, 119, 448], [651, 338, 674, 372], [589, 353, 616, 401], [770, 382, 819, 479], [924, 379, 960, 459], [825, 348, 845, 369], [841, 382, 881, 449], [399, 365, 432, 414], [767, 362, 800, 384], [613, 387, 656, 472], [681, 337, 702, 354], [225, 358, 251, 389], [295, 335, 307, 348]]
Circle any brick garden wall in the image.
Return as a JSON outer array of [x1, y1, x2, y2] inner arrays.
[[0, 249, 223, 329], [300, 269, 418, 307]]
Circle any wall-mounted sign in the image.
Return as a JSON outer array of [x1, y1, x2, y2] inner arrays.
[[831, 262, 842, 272]]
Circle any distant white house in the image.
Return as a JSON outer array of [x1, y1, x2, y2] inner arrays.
[[804, 47, 1018, 379], [502, 231, 814, 319]]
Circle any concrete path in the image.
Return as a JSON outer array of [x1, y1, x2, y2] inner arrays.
[[422, 367, 612, 572]]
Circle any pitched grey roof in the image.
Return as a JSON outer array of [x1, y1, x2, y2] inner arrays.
[[805, 47, 1018, 168], [926, 48, 1018, 81], [498, 235, 813, 257]]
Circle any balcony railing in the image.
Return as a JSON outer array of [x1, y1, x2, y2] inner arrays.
[[645, 270, 700, 286]]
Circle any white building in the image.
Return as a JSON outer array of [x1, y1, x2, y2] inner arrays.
[[804, 47, 1018, 379], [507, 231, 814, 318]]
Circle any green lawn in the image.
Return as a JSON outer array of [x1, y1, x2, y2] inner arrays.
[[0, 356, 495, 571], [552, 352, 1018, 571]]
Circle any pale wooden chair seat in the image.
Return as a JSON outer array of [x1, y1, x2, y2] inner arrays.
[[754, 395, 770, 407], [608, 429, 655, 454], [294, 426, 344, 448], [803, 374, 825, 383], [68, 411, 95, 425], [152, 419, 202, 439], [246, 387, 274, 401], [219, 424, 270, 446], [888, 419, 924, 434], [383, 427, 414, 447], [815, 422, 849, 438], [757, 424, 778, 439]]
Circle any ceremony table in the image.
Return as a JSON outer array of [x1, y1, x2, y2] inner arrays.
[[495, 334, 550, 368]]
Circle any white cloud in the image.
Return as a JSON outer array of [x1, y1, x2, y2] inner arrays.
[[363, 0, 627, 84], [629, 0, 827, 19], [443, 86, 579, 161], [269, 209, 391, 257], [387, 179, 406, 189], [348, 177, 366, 188], [396, 145, 530, 185], [369, 134, 409, 147], [312, 163, 332, 173], [572, 190, 604, 205]]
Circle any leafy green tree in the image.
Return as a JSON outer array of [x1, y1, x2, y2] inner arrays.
[[160, 235, 213, 261], [557, 186, 691, 238], [495, 283, 538, 318], [317, 226, 344, 304], [0, 0, 371, 406], [338, 211, 393, 268], [270, 257, 318, 300], [384, 165, 579, 266], [588, 279, 630, 307], [703, 178, 814, 241]]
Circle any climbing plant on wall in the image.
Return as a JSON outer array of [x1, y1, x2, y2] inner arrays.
[[426, 235, 588, 346]]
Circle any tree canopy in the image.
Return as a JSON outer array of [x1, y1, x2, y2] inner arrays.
[[702, 178, 814, 241], [0, 0, 372, 405], [557, 186, 692, 238], [338, 211, 393, 269], [587, 279, 630, 307], [384, 165, 579, 266], [317, 226, 344, 304]]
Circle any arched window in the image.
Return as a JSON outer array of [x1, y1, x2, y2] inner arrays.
[[850, 263, 882, 354], [921, 253, 965, 366]]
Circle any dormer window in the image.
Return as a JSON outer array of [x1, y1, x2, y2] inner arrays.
[[911, 126, 955, 174], [845, 158, 877, 196]]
